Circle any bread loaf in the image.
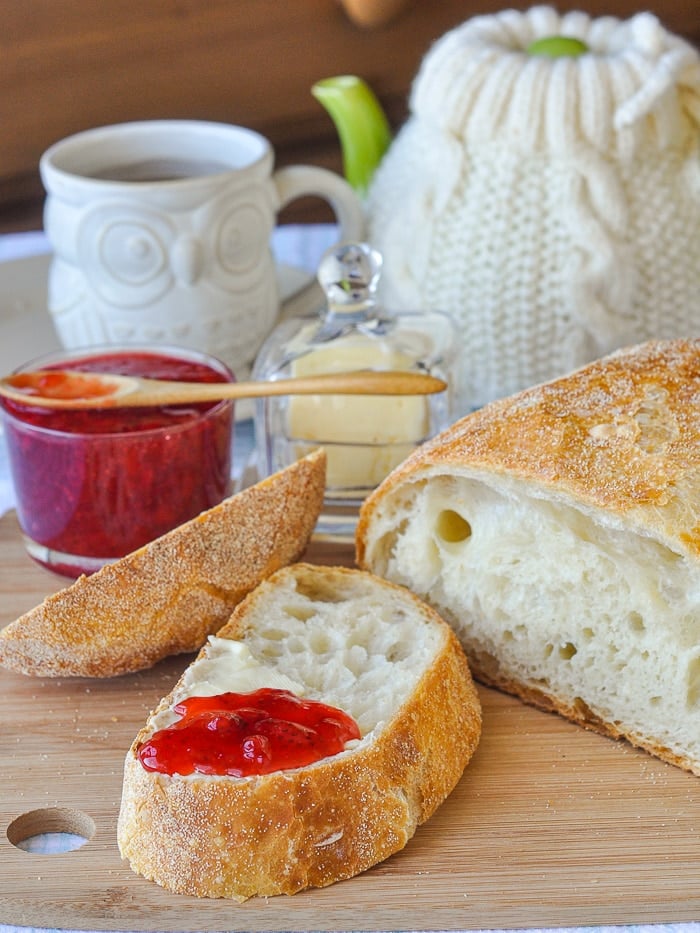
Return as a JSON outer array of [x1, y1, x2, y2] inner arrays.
[[117, 563, 481, 900], [357, 339, 700, 775], [0, 450, 326, 677]]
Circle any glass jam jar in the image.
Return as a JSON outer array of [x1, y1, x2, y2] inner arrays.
[[0, 345, 234, 577]]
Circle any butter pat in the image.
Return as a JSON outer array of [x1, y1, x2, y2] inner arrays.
[[290, 340, 429, 490], [151, 638, 305, 731], [178, 637, 305, 699]]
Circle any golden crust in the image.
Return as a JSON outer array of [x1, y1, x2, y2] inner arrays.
[[447, 622, 698, 774], [117, 564, 482, 900], [0, 450, 326, 678], [473, 665, 699, 776], [357, 339, 700, 565]]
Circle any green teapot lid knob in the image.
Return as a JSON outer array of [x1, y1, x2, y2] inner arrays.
[[526, 35, 589, 57]]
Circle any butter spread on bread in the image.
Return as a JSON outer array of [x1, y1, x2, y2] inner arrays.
[[117, 563, 481, 899], [0, 450, 325, 678], [357, 339, 700, 776], [175, 637, 306, 699], [147, 637, 308, 734]]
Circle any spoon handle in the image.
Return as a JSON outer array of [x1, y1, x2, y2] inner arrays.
[[0, 369, 447, 410], [146, 370, 447, 405]]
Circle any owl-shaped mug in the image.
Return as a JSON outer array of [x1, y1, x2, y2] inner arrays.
[[39, 120, 365, 375]]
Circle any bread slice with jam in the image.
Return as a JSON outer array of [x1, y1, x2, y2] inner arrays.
[[117, 562, 481, 900]]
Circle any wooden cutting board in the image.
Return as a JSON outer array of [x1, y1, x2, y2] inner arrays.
[[1, 508, 699, 932]]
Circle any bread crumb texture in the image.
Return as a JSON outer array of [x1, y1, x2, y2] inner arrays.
[[357, 340, 700, 776], [0, 450, 326, 677], [117, 563, 481, 899]]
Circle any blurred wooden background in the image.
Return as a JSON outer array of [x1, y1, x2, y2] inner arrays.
[[1, 0, 698, 234]]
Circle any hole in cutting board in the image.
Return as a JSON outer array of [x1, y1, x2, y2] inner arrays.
[[6, 806, 95, 854]]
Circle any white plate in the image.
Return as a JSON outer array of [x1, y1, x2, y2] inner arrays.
[[0, 253, 315, 375]]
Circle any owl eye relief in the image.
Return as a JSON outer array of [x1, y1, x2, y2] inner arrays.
[[77, 207, 177, 308], [104, 226, 166, 282], [213, 193, 272, 279]]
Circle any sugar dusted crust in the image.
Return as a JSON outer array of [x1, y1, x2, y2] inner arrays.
[[117, 564, 482, 900], [0, 450, 326, 677]]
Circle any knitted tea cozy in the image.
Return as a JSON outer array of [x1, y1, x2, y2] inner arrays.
[[367, 6, 700, 412]]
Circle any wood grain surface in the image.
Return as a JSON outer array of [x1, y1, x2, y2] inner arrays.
[[1, 508, 699, 932]]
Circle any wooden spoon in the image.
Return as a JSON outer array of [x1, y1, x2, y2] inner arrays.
[[0, 368, 446, 410]]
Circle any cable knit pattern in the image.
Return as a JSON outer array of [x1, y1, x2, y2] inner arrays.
[[367, 6, 700, 412]]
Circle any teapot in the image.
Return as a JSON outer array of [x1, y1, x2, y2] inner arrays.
[[313, 6, 700, 413]]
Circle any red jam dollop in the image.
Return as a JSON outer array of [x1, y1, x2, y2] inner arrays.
[[137, 688, 362, 777], [8, 370, 120, 400], [0, 351, 233, 577]]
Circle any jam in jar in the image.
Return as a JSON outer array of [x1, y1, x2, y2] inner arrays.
[[0, 345, 234, 577]]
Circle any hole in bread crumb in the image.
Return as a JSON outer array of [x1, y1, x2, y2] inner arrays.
[[559, 642, 577, 660], [7, 807, 95, 854], [686, 656, 700, 708], [628, 612, 646, 634], [435, 509, 472, 543], [582, 627, 594, 640], [284, 605, 316, 622], [294, 576, 345, 603], [309, 631, 332, 654], [259, 626, 289, 641], [259, 642, 283, 659], [386, 641, 410, 662], [544, 643, 554, 658]]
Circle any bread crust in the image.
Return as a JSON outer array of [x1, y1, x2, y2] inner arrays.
[[0, 450, 326, 678], [357, 339, 700, 566], [473, 667, 697, 775], [117, 564, 482, 900]]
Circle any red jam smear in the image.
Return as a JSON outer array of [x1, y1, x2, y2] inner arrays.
[[137, 688, 361, 777], [0, 351, 233, 576], [8, 370, 120, 400]]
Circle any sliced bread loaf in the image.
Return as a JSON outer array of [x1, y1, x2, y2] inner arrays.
[[357, 339, 700, 776]]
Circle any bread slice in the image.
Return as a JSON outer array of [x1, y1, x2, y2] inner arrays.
[[117, 562, 481, 900], [0, 450, 326, 678], [357, 339, 700, 776]]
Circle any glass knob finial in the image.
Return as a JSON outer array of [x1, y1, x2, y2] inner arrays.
[[317, 241, 383, 311]]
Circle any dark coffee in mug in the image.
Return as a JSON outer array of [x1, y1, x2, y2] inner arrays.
[[91, 158, 231, 183]]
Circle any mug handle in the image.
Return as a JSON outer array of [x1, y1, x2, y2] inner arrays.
[[273, 165, 366, 317]]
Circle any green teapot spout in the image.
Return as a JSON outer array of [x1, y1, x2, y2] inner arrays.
[[312, 75, 392, 196]]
